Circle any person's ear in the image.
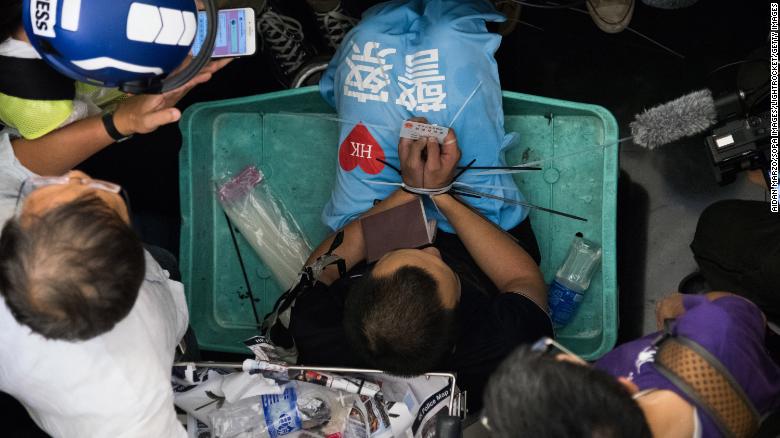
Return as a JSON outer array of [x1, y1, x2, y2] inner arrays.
[[617, 376, 640, 395], [420, 246, 442, 258]]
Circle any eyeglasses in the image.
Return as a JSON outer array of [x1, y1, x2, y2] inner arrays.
[[530, 337, 586, 363], [15, 175, 130, 216], [479, 337, 586, 432]]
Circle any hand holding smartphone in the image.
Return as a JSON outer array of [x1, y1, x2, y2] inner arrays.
[[192, 7, 256, 58]]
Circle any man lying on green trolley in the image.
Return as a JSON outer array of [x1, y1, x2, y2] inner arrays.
[[268, 0, 553, 411]]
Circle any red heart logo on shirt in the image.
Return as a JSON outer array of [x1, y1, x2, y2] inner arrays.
[[339, 123, 386, 175]]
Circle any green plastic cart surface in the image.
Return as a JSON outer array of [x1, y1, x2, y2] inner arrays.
[[179, 86, 619, 360]]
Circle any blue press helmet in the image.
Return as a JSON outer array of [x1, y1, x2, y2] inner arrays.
[[22, 0, 217, 93]]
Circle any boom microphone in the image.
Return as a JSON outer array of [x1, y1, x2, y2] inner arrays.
[[630, 89, 720, 149]]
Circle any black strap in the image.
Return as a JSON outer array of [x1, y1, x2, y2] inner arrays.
[[0, 55, 75, 101], [263, 229, 348, 336], [327, 230, 347, 278], [224, 212, 261, 327], [328, 229, 345, 254], [101, 112, 130, 142], [653, 328, 760, 438], [301, 230, 347, 285]]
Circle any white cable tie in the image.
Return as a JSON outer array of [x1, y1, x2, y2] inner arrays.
[[472, 137, 631, 176], [401, 183, 453, 197], [363, 179, 455, 196], [449, 80, 483, 128], [361, 180, 453, 196], [363, 180, 403, 187], [452, 181, 519, 191]]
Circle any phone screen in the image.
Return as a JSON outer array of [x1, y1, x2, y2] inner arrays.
[[192, 9, 252, 57]]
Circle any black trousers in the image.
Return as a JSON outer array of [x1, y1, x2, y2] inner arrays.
[[690, 200, 780, 323], [434, 217, 541, 297]]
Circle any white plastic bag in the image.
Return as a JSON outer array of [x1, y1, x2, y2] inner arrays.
[[209, 382, 364, 438], [174, 367, 282, 427], [216, 166, 312, 290]]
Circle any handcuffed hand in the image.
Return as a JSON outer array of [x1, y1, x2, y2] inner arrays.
[[398, 117, 461, 190]]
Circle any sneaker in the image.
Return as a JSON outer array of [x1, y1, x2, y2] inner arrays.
[[312, 2, 358, 51], [291, 57, 331, 88], [257, 2, 317, 87], [586, 0, 635, 34]]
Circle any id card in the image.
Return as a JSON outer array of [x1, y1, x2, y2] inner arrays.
[[399, 121, 450, 144]]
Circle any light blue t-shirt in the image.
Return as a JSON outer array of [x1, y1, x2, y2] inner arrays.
[[319, 0, 528, 233]]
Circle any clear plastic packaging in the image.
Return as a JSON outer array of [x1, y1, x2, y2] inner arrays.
[[295, 382, 360, 437], [548, 233, 603, 327], [209, 382, 364, 438], [216, 166, 313, 290], [554, 233, 602, 291], [174, 367, 282, 428], [210, 385, 301, 438]]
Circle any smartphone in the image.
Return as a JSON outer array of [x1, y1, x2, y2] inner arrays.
[[191, 7, 256, 58]]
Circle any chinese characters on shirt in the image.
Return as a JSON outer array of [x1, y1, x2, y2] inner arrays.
[[343, 41, 448, 113]]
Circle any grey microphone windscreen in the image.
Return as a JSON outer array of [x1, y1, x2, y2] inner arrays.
[[630, 89, 718, 149]]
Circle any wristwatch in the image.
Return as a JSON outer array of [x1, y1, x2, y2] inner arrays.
[[101, 112, 132, 143]]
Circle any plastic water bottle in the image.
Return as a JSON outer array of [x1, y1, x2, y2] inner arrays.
[[549, 233, 602, 328]]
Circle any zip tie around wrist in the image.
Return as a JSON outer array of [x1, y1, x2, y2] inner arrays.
[[364, 180, 454, 197], [401, 183, 453, 197]]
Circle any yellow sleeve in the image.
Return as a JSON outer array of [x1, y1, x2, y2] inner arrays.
[[74, 83, 128, 108], [0, 92, 74, 140]]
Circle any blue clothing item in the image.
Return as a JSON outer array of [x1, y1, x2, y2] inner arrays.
[[319, 0, 528, 233]]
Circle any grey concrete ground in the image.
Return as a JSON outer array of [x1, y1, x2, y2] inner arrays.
[[496, 0, 770, 341]]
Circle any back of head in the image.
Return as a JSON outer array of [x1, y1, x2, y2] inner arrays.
[[0, 195, 145, 341], [483, 347, 652, 438], [344, 266, 457, 376], [0, 0, 22, 43]]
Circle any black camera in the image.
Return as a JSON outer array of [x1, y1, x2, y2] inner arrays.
[[705, 104, 771, 186]]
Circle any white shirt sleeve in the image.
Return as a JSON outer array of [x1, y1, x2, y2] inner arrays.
[[0, 134, 35, 225]]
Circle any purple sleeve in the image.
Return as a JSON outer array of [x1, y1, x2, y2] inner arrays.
[[676, 295, 765, 343], [681, 294, 709, 311]]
